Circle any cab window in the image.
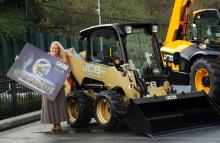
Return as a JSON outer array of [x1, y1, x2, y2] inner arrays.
[[90, 28, 122, 64], [195, 11, 219, 41]]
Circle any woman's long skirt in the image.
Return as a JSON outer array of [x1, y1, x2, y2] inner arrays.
[[41, 87, 68, 123]]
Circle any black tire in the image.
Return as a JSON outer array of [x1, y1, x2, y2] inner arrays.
[[94, 90, 126, 131], [66, 90, 93, 128], [190, 57, 220, 104]]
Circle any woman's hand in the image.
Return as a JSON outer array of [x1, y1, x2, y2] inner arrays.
[[15, 55, 19, 61]]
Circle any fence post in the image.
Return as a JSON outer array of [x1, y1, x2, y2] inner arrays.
[[10, 80, 17, 116]]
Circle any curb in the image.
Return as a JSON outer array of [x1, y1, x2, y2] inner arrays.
[[0, 110, 41, 132]]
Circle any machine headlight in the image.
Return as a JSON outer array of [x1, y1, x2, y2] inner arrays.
[[199, 44, 207, 49], [152, 25, 158, 33], [124, 26, 132, 34]]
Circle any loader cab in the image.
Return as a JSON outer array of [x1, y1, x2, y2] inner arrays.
[[80, 24, 125, 65], [80, 23, 163, 83], [192, 9, 220, 46], [121, 24, 163, 82]]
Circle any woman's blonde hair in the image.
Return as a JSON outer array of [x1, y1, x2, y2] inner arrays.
[[50, 41, 67, 62]]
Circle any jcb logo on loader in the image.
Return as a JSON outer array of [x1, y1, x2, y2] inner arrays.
[[165, 95, 177, 100], [146, 81, 157, 88], [83, 63, 101, 75], [163, 54, 173, 62]]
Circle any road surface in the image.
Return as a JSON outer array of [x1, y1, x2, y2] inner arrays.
[[1, 121, 220, 143]]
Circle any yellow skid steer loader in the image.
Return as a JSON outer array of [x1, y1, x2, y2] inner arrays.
[[63, 23, 220, 135]]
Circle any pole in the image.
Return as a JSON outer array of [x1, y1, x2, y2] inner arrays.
[[97, 0, 101, 25], [97, 0, 103, 51], [26, 0, 29, 27]]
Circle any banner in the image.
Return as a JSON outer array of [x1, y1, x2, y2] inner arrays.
[[7, 43, 71, 101]]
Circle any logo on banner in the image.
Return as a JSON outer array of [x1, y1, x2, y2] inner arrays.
[[33, 59, 52, 77]]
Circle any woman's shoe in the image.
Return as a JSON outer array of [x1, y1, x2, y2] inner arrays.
[[51, 125, 62, 134], [51, 128, 62, 134], [51, 125, 56, 132]]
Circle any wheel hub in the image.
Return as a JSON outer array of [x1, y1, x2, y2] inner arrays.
[[67, 99, 79, 122], [96, 98, 111, 124], [195, 68, 210, 94], [202, 76, 210, 87]]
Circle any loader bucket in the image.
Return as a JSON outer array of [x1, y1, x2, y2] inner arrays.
[[125, 91, 220, 135]]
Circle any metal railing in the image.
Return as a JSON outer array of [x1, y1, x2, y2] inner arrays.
[[0, 72, 42, 120]]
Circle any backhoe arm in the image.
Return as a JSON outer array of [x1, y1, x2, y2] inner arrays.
[[164, 0, 194, 45]]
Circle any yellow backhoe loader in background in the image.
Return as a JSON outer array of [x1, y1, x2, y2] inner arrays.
[[160, 0, 220, 104], [62, 22, 220, 135]]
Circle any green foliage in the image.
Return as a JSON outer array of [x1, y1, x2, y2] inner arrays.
[[100, 0, 148, 20], [32, 0, 149, 36], [0, 8, 27, 42], [193, 0, 220, 10], [0, 0, 219, 42]]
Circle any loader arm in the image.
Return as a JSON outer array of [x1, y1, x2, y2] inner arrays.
[[164, 0, 194, 45]]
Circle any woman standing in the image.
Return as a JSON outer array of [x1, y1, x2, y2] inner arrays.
[[41, 41, 68, 133]]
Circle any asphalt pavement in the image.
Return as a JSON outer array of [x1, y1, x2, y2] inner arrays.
[[1, 120, 220, 143]]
